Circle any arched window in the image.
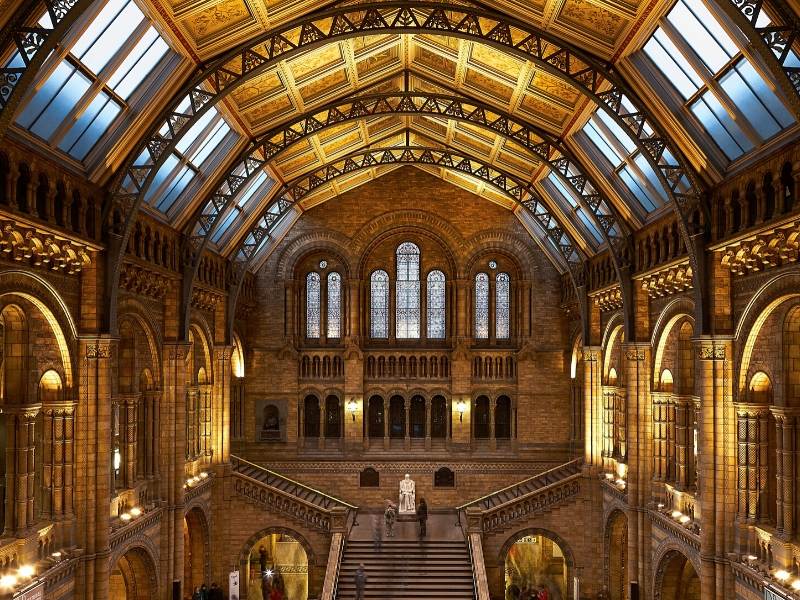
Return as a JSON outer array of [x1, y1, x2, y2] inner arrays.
[[306, 272, 321, 338], [327, 272, 341, 339], [427, 270, 446, 339], [496, 272, 510, 339], [396, 242, 420, 338], [370, 270, 389, 338], [475, 273, 489, 339]]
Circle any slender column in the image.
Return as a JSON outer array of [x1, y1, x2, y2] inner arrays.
[[143, 392, 157, 478], [602, 387, 615, 469], [383, 397, 390, 450], [298, 400, 305, 449], [652, 392, 669, 482], [199, 384, 212, 460], [583, 347, 602, 466], [772, 408, 799, 539], [121, 393, 139, 489], [675, 397, 692, 489], [489, 397, 496, 451], [319, 403, 326, 449], [456, 279, 468, 339], [4, 404, 41, 535], [404, 398, 411, 450], [212, 346, 233, 463], [735, 404, 771, 524], [425, 397, 432, 450]]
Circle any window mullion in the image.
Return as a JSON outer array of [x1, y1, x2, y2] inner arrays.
[[590, 118, 631, 169], [93, 18, 149, 83]]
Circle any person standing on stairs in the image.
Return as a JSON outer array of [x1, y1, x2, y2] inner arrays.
[[384, 501, 396, 537], [417, 498, 428, 538], [354, 563, 368, 600]]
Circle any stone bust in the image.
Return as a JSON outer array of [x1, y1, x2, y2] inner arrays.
[[398, 473, 416, 513]]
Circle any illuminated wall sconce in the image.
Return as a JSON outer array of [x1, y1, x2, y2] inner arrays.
[[347, 399, 358, 421], [456, 400, 466, 422]]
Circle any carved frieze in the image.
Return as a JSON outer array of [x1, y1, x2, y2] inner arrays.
[[719, 219, 800, 276], [0, 218, 92, 274], [640, 262, 693, 298], [120, 262, 171, 300], [592, 285, 623, 312], [191, 287, 223, 311], [697, 343, 726, 360]]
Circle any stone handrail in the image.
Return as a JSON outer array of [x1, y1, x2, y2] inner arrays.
[[467, 532, 491, 600], [319, 531, 344, 600], [231, 455, 357, 533], [458, 459, 584, 534]]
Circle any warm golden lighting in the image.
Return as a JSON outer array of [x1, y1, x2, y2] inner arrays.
[[746, 555, 757, 561], [672, 510, 683, 519], [120, 513, 132, 522], [616, 463, 627, 479], [129, 507, 142, 517], [679, 515, 691, 524], [199, 471, 208, 479], [774, 570, 790, 581], [456, 400, 466, 422], [347, 399, 357, 421], [0, 574, 17, 589], [17, 565, 34, 579], [791, 579, 800, 591]]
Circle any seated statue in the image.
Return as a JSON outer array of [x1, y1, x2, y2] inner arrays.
[[398, 473, 416, 514]]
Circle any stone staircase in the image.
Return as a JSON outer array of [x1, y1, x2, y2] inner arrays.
[[336, 538, 475, 599]]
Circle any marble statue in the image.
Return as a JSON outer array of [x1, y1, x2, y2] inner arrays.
[[398, 474, 416, 514]]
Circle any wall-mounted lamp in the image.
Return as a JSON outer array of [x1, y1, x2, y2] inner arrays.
[[456, 400, 466, 423], [347, 399, 358, 421]]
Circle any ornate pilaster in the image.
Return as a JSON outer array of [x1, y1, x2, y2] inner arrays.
[[583, 347, 602, 466], [772, 407, 799, 540], [41, 403, 76, 525], [4, 403, 41, 536]]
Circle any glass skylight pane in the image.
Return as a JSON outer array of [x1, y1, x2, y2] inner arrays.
[[237, 172, 269, 207], [31, 69, 91, 140], [109, 28, 169, 99], [690, 94, 751, 159], [156, 166, 194, 212], [190, 120, 231, 165], [720, 63, 783, 140], [729, 59, 794, 130], [145, 153, 180, 203], [577, 209, 603, 243], [584, 121, 622, 164], [78, 1, 144, 74], [71, 0, 127, 59], [620, 167, 658, 212], [548, 173, 578, 209], [633, 154, 668, 203], [643, 30, 702, 98], [667, 0, 736, 73], [16, 61, 72, 129], [175, 108, 218, 155], [596, 112, 637, 155], [211, 209, 239, 243], [59, 92, 121, 159]]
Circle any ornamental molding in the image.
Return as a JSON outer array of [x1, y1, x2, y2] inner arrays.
[[639, 261, 693, 299], [591, 284, 623, 312], [0, 218, 93, 274], [480, 477, 582, 533], [261, 461, 556, 474], [232, 475, 332, 532], [697, 343, 726, 360], [191, 287, 224, 311], [85, 341, 112, 359], [625, 348, 646, 361], [582, 349, 599, 362], [120, 261, 171, 300], [718, 218, 800, 276]]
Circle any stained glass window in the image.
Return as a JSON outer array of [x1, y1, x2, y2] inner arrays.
[[370, 270, 389, 338], [15, 0, 171, 162], [327, 272, 341, 339], [475, 273, 489, 339], [496, 272, 510, 339], [427, 270, 446, 339], [396, 242, 420, 338], [306, 272, 320, 339]]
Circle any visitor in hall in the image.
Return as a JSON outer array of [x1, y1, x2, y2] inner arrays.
[[354, 563, 367, 600], [208, 582, 224, 600], [417, 498, 428, 538], [372, 515, 383, 551], [384, 501, 396, 537]]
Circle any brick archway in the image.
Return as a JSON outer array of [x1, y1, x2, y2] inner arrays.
[[499, 527, 575, 600]]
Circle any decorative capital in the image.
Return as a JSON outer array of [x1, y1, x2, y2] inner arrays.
[[625, 349, 646, 361], [697, 343, 726, 360], [582, 349, 599, 362], [86, 341, 112, 359]]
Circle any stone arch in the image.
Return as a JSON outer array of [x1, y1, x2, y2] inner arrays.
[[110, 541, 160, 600], [603, 320, 625, 384], [189, 318, 214, 381], [0, 270, 78, 390], [652, 546, 701, 600], [231, 330, 245, 378], [735, 271, 800, 399], [184, 505, 211, 595], [499, 527, 576, 599], [117, 298, 163, 387], [237, 526, 316, 593], [463, 230, 539, 280], [276, 232, 355, 281], [38, 370, 62, 404], [603, 510, 628, 600]]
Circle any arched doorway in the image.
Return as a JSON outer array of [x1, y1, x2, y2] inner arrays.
[[504, 532, 569, 599], [606, 511, 627, 600], [495, 395, 511, 439], [431, 395, 447, 438], [474, 396, 490, 439], [410, 395, 425, 437], [246, 531, 309, 600], [303, 395, 320, 438], [184, 507, 208, 596], [655, 550, 700, 600], [324, 395, 342, 438], [368, 395, 384, 438], [389, 395, 405, 438], [110, 547, 158, 600]]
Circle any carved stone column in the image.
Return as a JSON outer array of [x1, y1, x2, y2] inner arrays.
[[489, 397, 496, 451], [735, 403, 771, 524], [199, 383, 212, 460], [42, 403, 76, 524], [675, 396, 694, 490], [425, 397, 432, 450], [318, 403, 326, 450], [583, 347, 602, 466], [772, 408, 798, 539], [212, 345, 232, 463], [652, 392, 669, 483], [143, 391, 159, 479], [4, 404, 40, 536], [602, 386, 615, 469], [404, 397, 411, 450], [383, 397, 390, 450], [120, 393, 139, 489]]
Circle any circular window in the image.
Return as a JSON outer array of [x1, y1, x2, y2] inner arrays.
[[488, 260, 497, 269], [319, 260, 328, 269]]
